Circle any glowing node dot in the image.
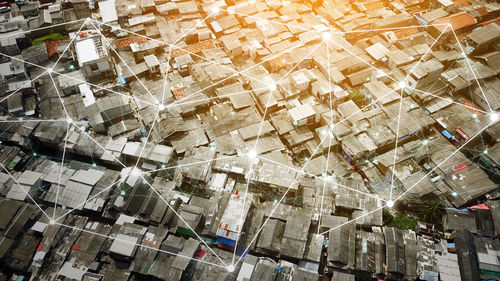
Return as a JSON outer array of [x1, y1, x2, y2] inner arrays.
[[321, 129, 327, 136], [130, 167, 141, 176], [377, 69, 386, 76], [158, 104, 166, 111], [398, 81, 406, 89], [422, 139, 429, 146], [120, 190, 126, 196], [92, 163, 97, 167], [66, 118, 73, 124], [451, 191, 458, 197], [490, 112, 499, 122], [472, 113, 477, 119], [33, 153, 37, 156], [321, 32, 331, 41], [268, 83, 277, 91], [227, 265, 235, 272], [483, 149, 488, 155], [248, 150, 257, 159], [387, 200, 394, 208], [211, 6, 220, 14], [161, 164, 166, 169], [49, 219, 55, 225]]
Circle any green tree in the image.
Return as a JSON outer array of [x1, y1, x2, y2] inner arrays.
[[348, 88, 367, 107], [419, 199, 444, 225], [388, 212, 418, 230]]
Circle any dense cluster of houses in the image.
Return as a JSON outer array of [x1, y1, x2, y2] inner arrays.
[[0, 0, 499, 280]]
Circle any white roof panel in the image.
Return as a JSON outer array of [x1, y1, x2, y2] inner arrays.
[[79, 84, 95, 107], [99, 0, 118, 23], [58, 181, 93, 209], [75, 37, 100, 66], [109, 234, 138, 256]]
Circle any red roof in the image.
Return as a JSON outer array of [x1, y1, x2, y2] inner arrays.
[[479, 16, 500, 27], [114, 36, 148, 49], [171, 88, 186, 100], [432, 12, 477, 32], [44, 40, 58, 58], [454, 0, 472, 7], [394, 27, 420, 39], [170, 39, 217, 58], [468, 203, 490, 210]]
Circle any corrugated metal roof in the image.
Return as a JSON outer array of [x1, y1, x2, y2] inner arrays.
[[432, 12, 477, 32]]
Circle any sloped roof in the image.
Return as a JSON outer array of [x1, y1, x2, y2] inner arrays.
[[432, 12, 476, 32]]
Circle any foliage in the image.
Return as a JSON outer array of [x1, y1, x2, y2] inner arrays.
[[348, 88, 368, 107], [383, 208, 393, 225], [388, 211, 419, 230], [335, 209, 351, 218], [32, 33, 66, 46], [418, 199, 445, 225]]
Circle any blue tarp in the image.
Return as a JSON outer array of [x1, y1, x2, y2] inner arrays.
[[118, 75, 126, 85], [217, 236, 236, 247], [442, 130, 453, 139]]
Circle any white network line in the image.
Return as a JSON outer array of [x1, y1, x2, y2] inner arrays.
[[49, 73, 71, 118], [319, 115, 495, 235], [0, 52, 157, 107], [219, 7, 450, 36], [172, 87, 270, 107], [53, 122, 71, 219], [408, 87, 488, 114], [388, 87, 404, 202], [0, 9, 496, 271], [59, 120, 230, 267], [54, 221, 227, 269], [0, 119, 69, 123], [89, 20, 159, 105], [143, 155, 239, 174], [54, 177, 123, 222], [0, 163, 51, 219], [166, 41, 309, 109], [84, 16, 245, 267], [53, 20, 89, 70], [388, 25, 448, 201], [318, 39, 334, 233], [131, 107, 161, 171], [0, 18, 86, 41], [450, 27, 493, 113], [394, 120, 495, 201], [319, 205, 385, 236], [231, 78, 431, 266], [231, 38, 323, 264], [256, 156, 383, 201], [0, 71, 49, 105], [91, 19, 309, 110], [231, 73, 417, 265], [52, 149, 237, 221], [224, 17, 496, 268]]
